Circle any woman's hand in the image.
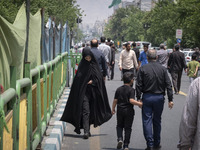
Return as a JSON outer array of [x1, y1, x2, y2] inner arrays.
[[88, 80, 93, 84]]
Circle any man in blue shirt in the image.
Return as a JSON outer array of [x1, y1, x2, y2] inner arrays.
[[139, 44, 149, 67]]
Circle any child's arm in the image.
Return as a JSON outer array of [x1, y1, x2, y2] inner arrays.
[[194, 64, 199, 76], [112, 99, 118, 115], [130, 98, 142, 108]]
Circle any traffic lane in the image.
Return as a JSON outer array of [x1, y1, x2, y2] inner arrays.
[[101, 53, 189, 150]]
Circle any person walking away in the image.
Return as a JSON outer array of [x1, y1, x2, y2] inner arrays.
[[138, 44, 149, 67], [136, 49, 174, 150], [132, 42, 140, 63], [168, 44, 187, 95], [157, 44, 168, 68], [178, 77, 200, 150], [112, 72, 142, 150], [110, 42, 116, 80], [193, 47, 200, 62], [60, 47, 112, 139], [78, 43, 85, 53], [187, 54, 199, 83], [119, 43, 138, 85], [90, 39, 107, 81], [98, 36, 111, 80]]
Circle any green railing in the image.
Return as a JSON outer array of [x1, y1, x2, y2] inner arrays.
[[0, 51, 81, 150]]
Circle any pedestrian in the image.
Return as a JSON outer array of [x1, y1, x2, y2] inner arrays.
[[78, 43, 85, 53], [132, 42, 140, 63], [110, 42, 116, 80], [112, 72, 143, 150], [168, 44, 187, 95], [186, 54, 199, 83], [138, 44, 149, 67], [157, 44, 168, 68], [60, 47, 112, 139], [193, 47, 200, 62], [178, 77, 200, 150], [90, 39, 107, 81], [98, 36, 111, 80], [136, 49, 174, 150], [119, 42, 138, 85]]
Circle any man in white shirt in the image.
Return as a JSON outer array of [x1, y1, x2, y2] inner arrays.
[[119, 43, 138, 85], [98, 36, 111, 80]]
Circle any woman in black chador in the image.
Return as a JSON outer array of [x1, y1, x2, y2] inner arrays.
[[60, 47, 112, 139]]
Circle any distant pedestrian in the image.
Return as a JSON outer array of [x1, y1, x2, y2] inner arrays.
[[193, 47, 200, 62], [119, 43, 138, 85], [138, 44, 149, 67], [60, 47, 112, 139], [157, 44, 168, 68], [106, 38, 111, 46], [112, 72, 142, 150], [136, 49, 173, 150], [78, 43, 85, 53], [98, 36, 111, 80], [90, 39, 107, 81], [110, 42, 116, 80], [178, 77, 200, 150], [168, 44, 187, 95], [132, 42, 140, 63], [187, 54, 199, 83]]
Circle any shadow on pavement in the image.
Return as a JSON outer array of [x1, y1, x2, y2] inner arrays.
[[102, 148, 144, 150], [64, 133, 108, 138]]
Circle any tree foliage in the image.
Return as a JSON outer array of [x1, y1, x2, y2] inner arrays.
[[104, 0, 200, 48], [0, 0, 82, 29]]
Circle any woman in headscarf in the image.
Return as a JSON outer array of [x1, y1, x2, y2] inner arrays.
[[60, 47, 112, 139]]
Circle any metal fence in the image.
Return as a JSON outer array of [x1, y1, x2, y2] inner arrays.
[[0, 51, 82, 150]]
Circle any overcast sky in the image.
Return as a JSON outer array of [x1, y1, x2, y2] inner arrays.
[[75, 0, 115, 25]]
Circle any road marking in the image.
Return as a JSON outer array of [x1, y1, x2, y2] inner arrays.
[[89, 126, 101, 150], [179, 91, 187, 96]]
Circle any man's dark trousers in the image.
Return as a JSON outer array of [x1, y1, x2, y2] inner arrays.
[[142, 93, 164, 148], [117, 108, 134, 146], [171, 70, 182, 93]]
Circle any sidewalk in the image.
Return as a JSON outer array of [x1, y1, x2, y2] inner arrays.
[[41, 87, 70, 150]]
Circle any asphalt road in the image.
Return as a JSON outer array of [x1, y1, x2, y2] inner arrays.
[[61, 53, 190, 150]]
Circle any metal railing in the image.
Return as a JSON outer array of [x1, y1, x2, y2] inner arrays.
[[0, 51, 82, 150]]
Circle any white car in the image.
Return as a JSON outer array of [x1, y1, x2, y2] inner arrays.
[[183, 51, 195, 64]]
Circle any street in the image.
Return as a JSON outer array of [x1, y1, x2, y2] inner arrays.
[[61, 53, 190, 150]]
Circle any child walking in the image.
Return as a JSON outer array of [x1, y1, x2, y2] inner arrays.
[[112, 72, 142, 150], [187, 54, 199, 83]]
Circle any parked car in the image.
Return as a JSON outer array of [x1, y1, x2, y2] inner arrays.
[[183, 51, 195, 64]]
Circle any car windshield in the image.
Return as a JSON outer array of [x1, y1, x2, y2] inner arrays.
[[189, 52, 194, 56], [183, 52, 188, 56]]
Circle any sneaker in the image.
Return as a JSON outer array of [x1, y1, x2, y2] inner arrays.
[[123, 144, 129, 150], [117, 140, 123, 149], [124, 148, 129, 150]]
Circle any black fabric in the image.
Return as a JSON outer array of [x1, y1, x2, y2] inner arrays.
[[136, 61, 173, 102], [114, 85, 135, 110], [171, 70, 183, 93], [132, 48, 140, 63], [60, 47, 112, 134], [168, 50, 187, 71], [117, 108, 134, 145]]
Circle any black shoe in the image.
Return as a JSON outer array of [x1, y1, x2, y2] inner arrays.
[[145, 147, 153, 150], [117, 140, 123, 149], [154, 145, 161, 150], [89, 132, 91, 137], [174, 92, 179, 95], [123, 145, 129, 150], [83, 133, 89, 139]]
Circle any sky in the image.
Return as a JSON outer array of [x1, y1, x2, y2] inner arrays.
[[75, 0, 116, 25]]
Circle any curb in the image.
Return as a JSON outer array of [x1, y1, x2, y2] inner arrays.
[[41, 87, 70, 150]]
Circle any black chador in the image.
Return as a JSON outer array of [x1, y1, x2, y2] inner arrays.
[[60, 47, 112, 137]]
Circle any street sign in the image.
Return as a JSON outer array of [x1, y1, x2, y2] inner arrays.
[[177, 38, 181, 43], [176, 29, 182, 39]]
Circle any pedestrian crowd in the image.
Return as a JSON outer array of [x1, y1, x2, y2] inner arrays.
[[60, 37, 200, 150]]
